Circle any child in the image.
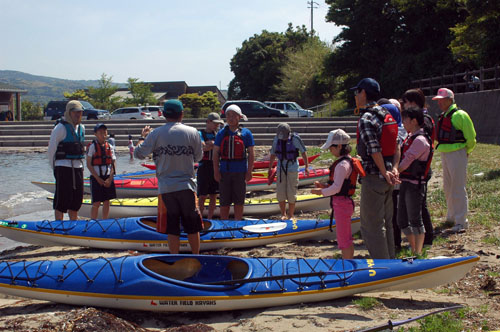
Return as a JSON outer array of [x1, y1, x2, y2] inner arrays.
[[311, 129, 364, 259], [128, 134, 134, 160], [397, 106, 432, 254], [86, 123, 117, 219], [198, 112, 224, 218], [268, 123, 309, 220]]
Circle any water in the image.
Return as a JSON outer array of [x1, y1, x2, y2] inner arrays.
[[0, 152, 149, 251]]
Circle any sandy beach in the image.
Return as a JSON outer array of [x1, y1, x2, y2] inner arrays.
[[0, 147, 499, 331]]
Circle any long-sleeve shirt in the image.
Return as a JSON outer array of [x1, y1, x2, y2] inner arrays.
[[321, 159, 351, 196], [134, 122, 203, 194], [47, 122, 85, 170], [436, 104, 476, 154], [399, 128, 431, 184]]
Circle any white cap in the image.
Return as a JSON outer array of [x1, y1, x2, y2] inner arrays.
[[226, 104, 248, 121], [320, 129, 351, 150]]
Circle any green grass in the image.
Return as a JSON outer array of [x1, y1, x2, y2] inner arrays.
[[352, 297, 380, 310], [482, 235, 500, 246], [397, 311, 464, 332], [396, 246, 429, 259]]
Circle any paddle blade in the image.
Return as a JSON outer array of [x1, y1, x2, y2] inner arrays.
[[242, 222, 287, 233]]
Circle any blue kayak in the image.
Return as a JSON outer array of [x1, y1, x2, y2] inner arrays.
[[0, 217, 361, 252], [0, 254, 478, 311]]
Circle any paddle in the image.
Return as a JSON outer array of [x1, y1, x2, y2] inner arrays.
[[356, 305, 464, 332], [204, 267, 387, 285], [202, 222, 287, 234]]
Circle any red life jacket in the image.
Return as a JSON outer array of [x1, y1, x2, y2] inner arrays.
[[328, 156, 366, 197], [89, 140, 113, 166], [220, 126, 246, 161], [437, 106, 466, 146], [200, 129, 216, 161], [400, 132, 433, 183], [357, 105, 398, 161]]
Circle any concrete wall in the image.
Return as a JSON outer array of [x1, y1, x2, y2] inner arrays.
[[426, 89, 500, 145]]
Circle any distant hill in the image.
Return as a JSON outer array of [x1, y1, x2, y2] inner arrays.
[[0, 70, 104, 105]]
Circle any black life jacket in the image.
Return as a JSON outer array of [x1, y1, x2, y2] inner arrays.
[[200, 129, 216, 161], [357, 105, 398, 162], [400, 131, 433, 184], [55, 119, 85, 160], [437, 106, 466, 146], [220, 126, 246, 161]]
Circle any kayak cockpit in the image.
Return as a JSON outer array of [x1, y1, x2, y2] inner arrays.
[[140, 256, 250, 290], [138, 218, 213, 232]]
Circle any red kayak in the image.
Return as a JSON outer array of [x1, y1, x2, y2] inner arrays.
[[141, 154, 320, 170]]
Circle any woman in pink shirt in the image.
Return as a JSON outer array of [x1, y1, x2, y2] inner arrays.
[[312, 129, 364, 259], [397, 107, 432, 254]]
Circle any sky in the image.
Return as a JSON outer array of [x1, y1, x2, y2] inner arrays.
[[0, 0, 341, 90]]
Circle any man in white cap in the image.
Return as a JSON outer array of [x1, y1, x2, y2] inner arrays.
[[47, 100, 85, 220], [213, 105, 255, 220], [433, 88, 476, 233]]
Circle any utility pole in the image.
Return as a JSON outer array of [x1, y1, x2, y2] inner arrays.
[[307, 1, 319, 35]]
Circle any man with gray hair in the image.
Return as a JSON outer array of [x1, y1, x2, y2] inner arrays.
[[47, 100, 85, 220], [433, 88, 476, 233]]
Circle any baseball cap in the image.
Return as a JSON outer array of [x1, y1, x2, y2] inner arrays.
[[163, 99, 184, 117], [207, 112, 224, 124], [432, 88, 454, 100], [66, 100, 84, 112], [320, 129, 351, 150], [93, 123, 107, 132], [350, 78, 380, 95], [226, 104, 248, 121], [276, 123, 291, 140]]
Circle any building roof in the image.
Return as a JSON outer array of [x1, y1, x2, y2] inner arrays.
[[0, 82, 27, 93]]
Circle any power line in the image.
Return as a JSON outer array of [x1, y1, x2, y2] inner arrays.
[[307, 1, 319, 34]]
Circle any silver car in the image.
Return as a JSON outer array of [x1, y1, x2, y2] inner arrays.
[[264, 101, 314, 117], [111, 107, 153, 120]]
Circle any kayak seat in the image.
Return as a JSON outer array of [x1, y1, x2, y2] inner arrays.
[[143, 258, 202, 281], [140, 218, 157, 229], [184, 259, 249, 284]]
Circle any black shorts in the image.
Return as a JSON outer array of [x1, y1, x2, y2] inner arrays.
[[219, 172, 246, 206], [197, 162, 219, 196], [90, 175, 117, 203], [53, 166, 84, 213], [161, 190, 203, 236]]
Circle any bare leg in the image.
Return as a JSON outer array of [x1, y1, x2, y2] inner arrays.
[[278, 201, 287, 219], [208, 194, 217, 219], [288, 202, 296, 219], [102, 200, 110, 219], [68, 210, 78, 220], [91, 202, 101, 220], [168, 234, 180, 254], [55, 210, 64, 221], [198, 195, 207, 217], [220, 206, 230, 220], [187, 233, 200, 254], [233, 204, 244, 220], [414, 233, 425, 254], [341, 244, 354, 259], [406, 234, 416, 253]]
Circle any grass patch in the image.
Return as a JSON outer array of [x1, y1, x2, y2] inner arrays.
[[482, 235, 500, 246], [352, 297, 380, 310], [396, 246, 429, 259], [432, 236, 449, 246], [398, 311, 464, 332]]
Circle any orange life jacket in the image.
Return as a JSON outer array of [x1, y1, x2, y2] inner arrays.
[[328, 156, 366, 197]]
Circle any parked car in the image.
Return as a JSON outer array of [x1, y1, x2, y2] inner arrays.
[[44, 100, 110, 120], [145, 106, 165, 119], [110, 107, 153, 120], [221, 100, 288, 118], [264, 101, 313, 118]]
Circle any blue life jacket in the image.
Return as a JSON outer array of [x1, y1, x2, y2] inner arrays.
[[55, 120, 85, 160], [275, 134, 299, 162]]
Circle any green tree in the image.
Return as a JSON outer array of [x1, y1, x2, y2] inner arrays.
[[21, 100, 44, 120], [324, 0, 467, 103], [275, 38, 333, 107], [200, 91, 221, 111], [63, 89, 89, 101], [228, 24, 310, 100], [87, 73, 121, 111], [179, 93, 203, 118], [125, 78, 157, 106], [449, 0, 500, 67]]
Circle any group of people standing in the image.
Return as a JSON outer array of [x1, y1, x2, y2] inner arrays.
[[48, 78, 476, 260]]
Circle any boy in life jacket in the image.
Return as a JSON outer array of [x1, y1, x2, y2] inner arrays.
[[432, 88, 476, 233], [86, 123, 117, 220], [197, 112, 224, 219], [213, 105, 255, 220], [267, 123, 309, 220], [47, 100, 86, 221], [312, 129, 365, 259], [353, 78, 399, 259], [397, 107, 432, 254]]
